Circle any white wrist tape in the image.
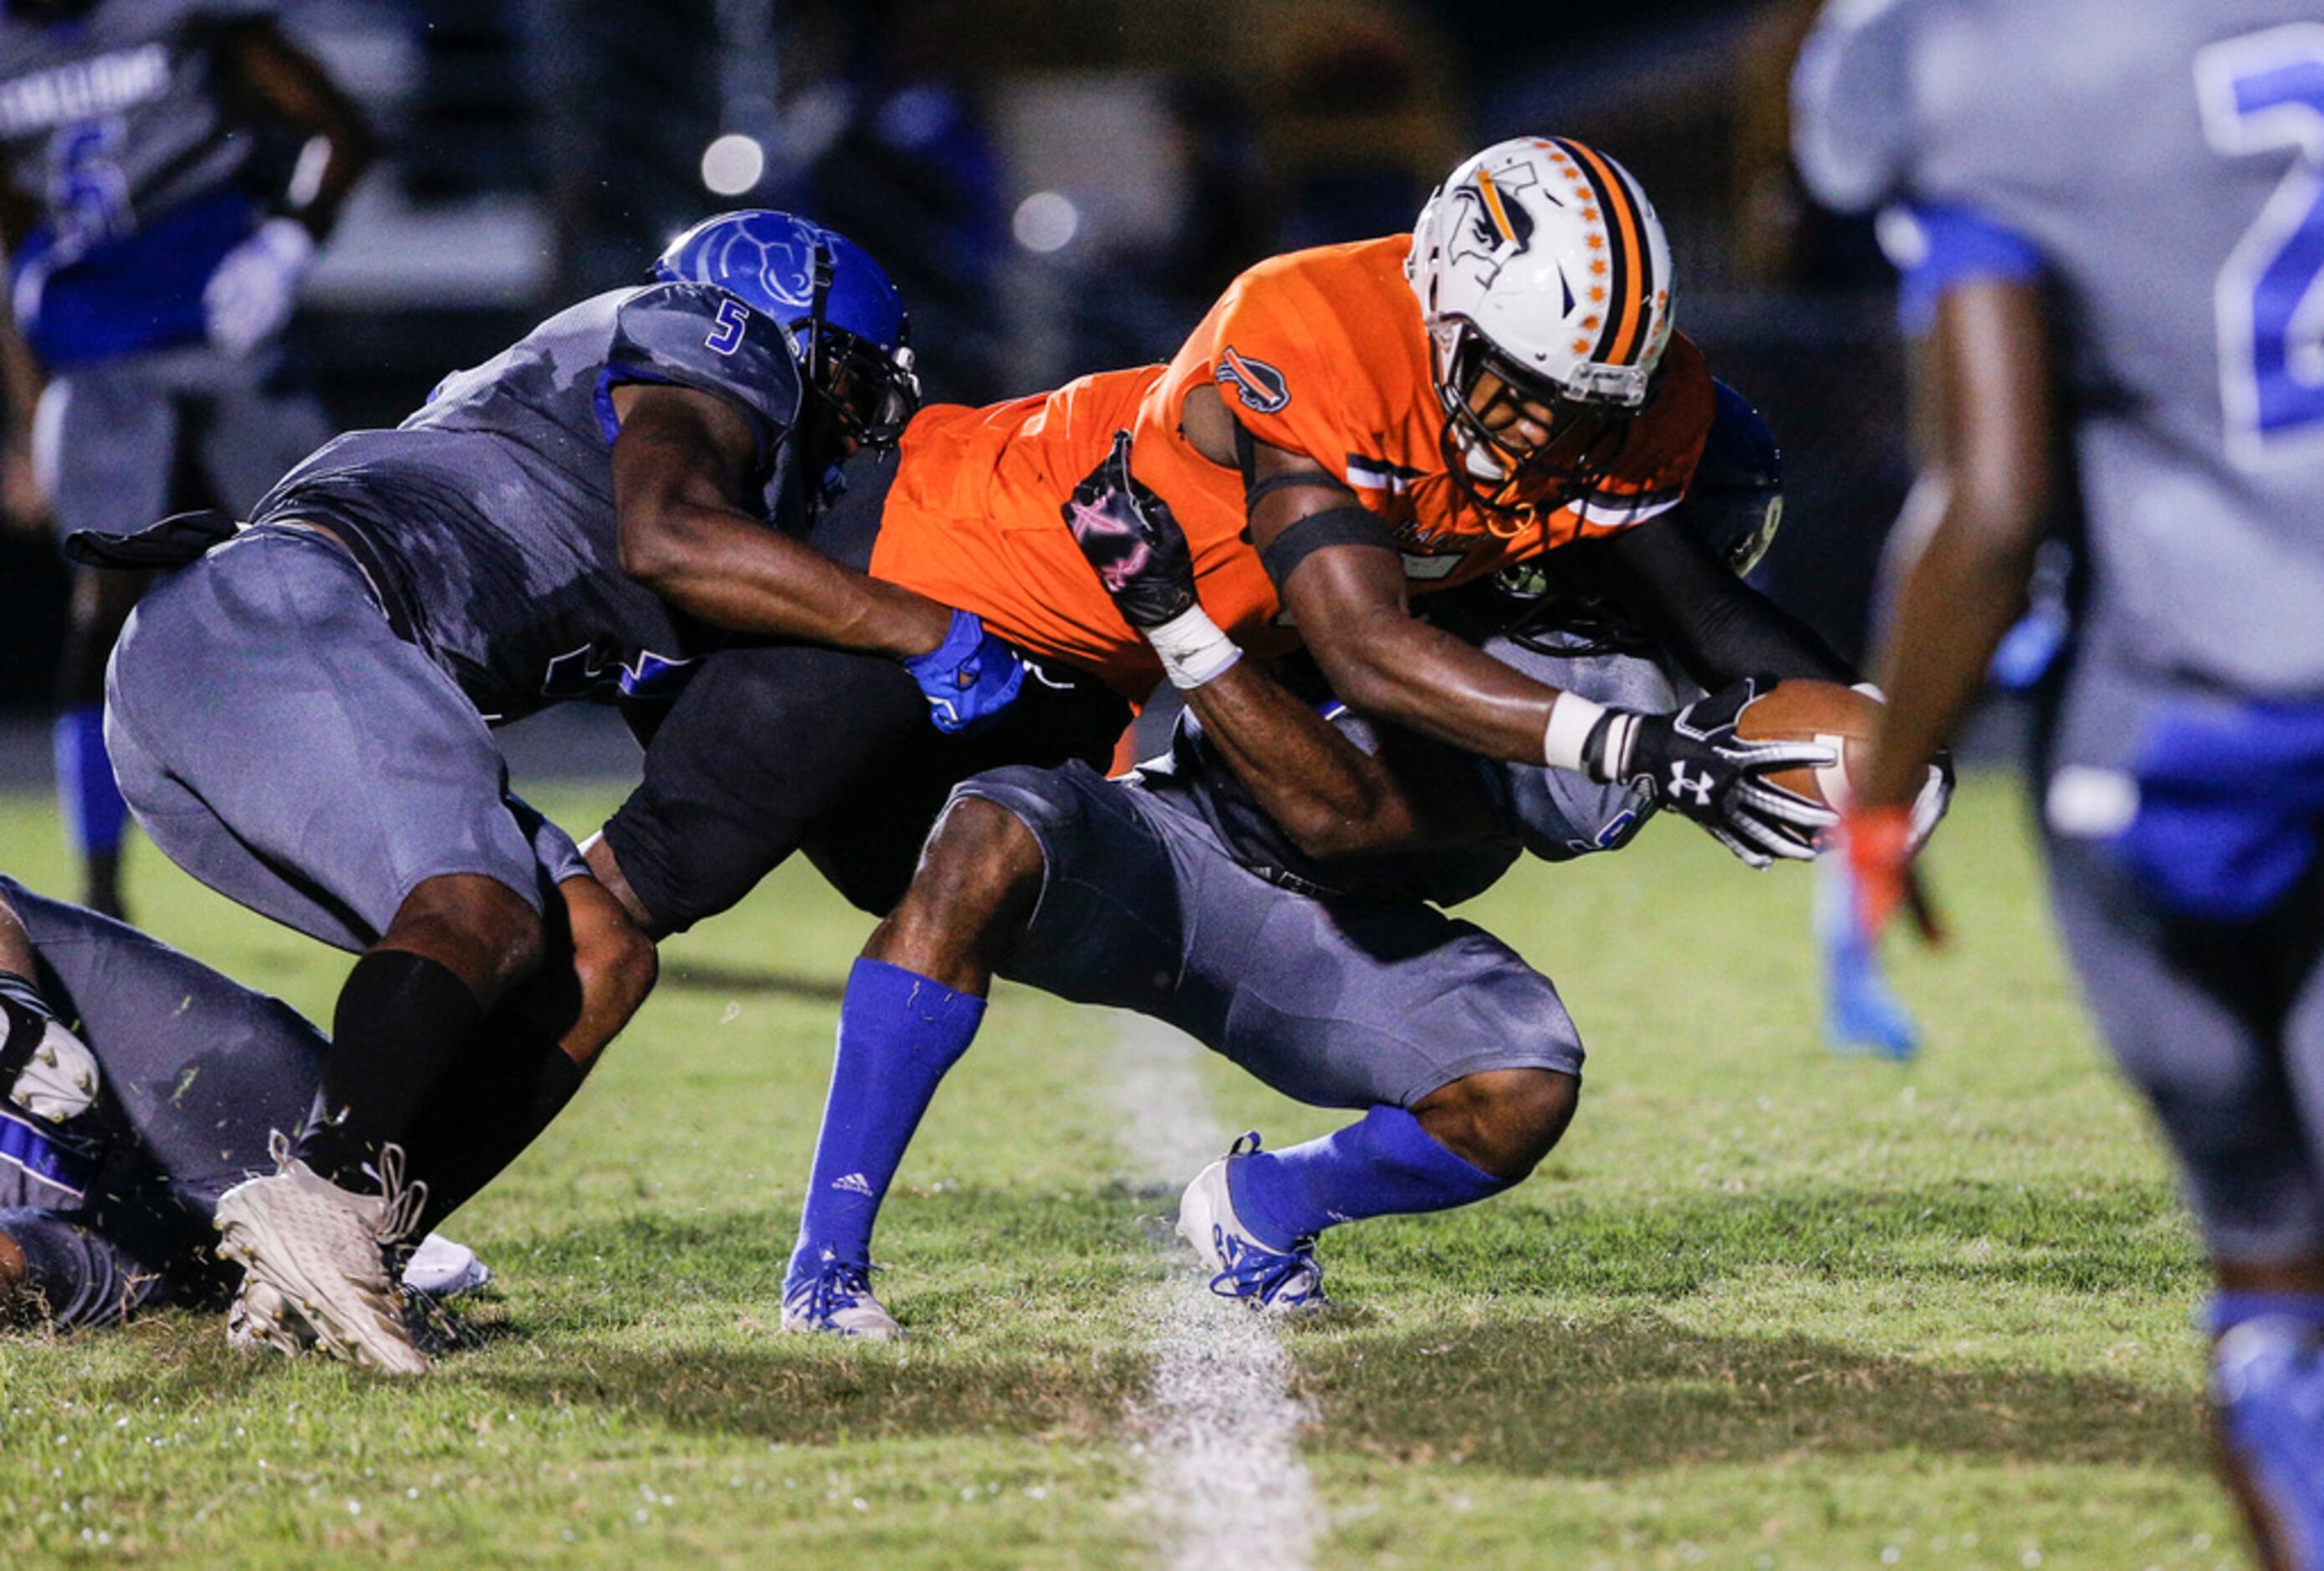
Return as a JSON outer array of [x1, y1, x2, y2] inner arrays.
[[1147, 605, 1243, 689], [1851, 681, 1888, 703], [1541, 692, 1608, 775]]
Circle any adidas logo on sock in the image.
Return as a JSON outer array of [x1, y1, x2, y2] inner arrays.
[[832, 1173, 875, 1196]]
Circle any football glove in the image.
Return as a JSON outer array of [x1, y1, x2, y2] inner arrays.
[[0, 971, 100, 1123], [203, 216, 315, 357], [901, 608, 1026, 734], [1063, 429, 1197, 629], [1583, 676, 1839, 868]]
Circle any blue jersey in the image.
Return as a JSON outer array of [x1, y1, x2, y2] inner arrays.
[[0, 0, 278, 365], [1795, 0, 2324, 693], [250, 282, 807, 723]]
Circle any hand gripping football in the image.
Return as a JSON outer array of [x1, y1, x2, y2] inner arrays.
[[1732, 678, 1883, 811]]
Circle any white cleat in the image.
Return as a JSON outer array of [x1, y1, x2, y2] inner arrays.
[[226, 1277, 317, 1356], [212, 1133, 430, 1376], [779, 1249, 903, 1340], [1176, 1133, 1326, 1315]]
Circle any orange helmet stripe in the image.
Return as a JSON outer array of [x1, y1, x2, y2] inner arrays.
[[1474, 165, 1519, 245], [1555, 139, 1656, 368]]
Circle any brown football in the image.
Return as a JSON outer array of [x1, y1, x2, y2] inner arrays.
[[1732, 678, 1883, 809]]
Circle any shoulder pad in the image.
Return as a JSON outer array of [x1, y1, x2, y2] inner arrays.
[[605, 282, 803, 453], [1791, 0, 1928, 214]]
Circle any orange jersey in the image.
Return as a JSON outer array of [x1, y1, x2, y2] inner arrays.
[[870, 235, 1713, 696]]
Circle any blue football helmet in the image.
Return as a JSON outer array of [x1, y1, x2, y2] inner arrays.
[[1685, 379, 1784, 577], [654, 210, 922, 450], [1474, 377, 1786, 654]]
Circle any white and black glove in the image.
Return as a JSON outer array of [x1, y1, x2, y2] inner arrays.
[[202, 217, 315, 357], [1576, 676, 1840, 869], [0, 971, 99, 1123]]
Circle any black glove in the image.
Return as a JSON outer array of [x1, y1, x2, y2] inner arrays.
[[1062, 429, 1197, 629], [1584, 676, 1841, 868]]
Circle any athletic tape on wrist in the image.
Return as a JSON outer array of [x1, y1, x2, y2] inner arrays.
[[1147, 605, 1244, 688], [1541, 692, 1607, 774]]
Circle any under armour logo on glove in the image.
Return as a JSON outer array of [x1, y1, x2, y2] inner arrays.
[[1063, 430, 1198, 629], [1585, 675, 1840, 869], [1666, 762, 1715, 809]]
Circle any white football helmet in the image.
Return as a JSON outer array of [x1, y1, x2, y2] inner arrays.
[[1407, 137, 1678, 492]]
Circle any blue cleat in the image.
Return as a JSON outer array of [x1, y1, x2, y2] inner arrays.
[[1816, 852, 1919, 1061], [2215, 1318, 2324, 1568], [1175, 1133, 1326, 1314], [780, 1247, 902, 1340]]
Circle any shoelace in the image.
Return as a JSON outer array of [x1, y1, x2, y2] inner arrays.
[[264, 1128, 430, 1246], [1207, 1131, 1321, 1307], [370, 1143, 428, 1248], [1207, 1238, 1322, 1307], [793, 1254, 879, 1324]]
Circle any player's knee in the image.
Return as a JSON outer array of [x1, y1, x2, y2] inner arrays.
[[1416, 1068, 1579, 1183], [570, 888, 660, 1036], [386, 873, 548, 998], [874, 798, 1045, 978]]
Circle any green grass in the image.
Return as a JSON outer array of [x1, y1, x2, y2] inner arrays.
[[0, 776, 2241, 1566]]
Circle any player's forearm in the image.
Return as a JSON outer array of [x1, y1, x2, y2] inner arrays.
[[1, 311, 43, 435], [1182, 663, 1425, 858], [620, 499, 950, 658], [222, 21, 378, 238], [1861, 279, 2055, 811], [1858, 493, 2035, 808], [1307, 606, 1560, 765]]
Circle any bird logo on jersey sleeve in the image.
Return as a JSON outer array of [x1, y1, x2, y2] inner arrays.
[[1214, 346, 1291, 414]]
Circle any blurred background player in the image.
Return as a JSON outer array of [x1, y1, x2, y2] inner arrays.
[[0, 872, 485, 1337], [1797, 0, 2324, 1560], [0, 0, 375, 918], [95, 208, 1009, 1374], [779, 387, 1944, 1334]]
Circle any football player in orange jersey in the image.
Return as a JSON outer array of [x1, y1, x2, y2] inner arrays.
[[586, 137, 1845, 942], [569, 140, 1892, 1337]]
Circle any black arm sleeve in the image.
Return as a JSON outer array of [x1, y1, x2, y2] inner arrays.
[[1580, 517, 1859, 691]]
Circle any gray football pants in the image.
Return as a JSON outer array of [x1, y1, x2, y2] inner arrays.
[[0, 876, 325, 1328], [2043, 634, 2324, 1264], [958, 763, 1584, 1111], [105, 524, 577, 954]]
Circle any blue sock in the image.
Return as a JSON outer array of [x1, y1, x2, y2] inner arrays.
[[2209, 1291, 2324, 1338], [53, 706, 127, 859], [789, 958, 985, 1282], [1225, 1105, 1513, 1252]]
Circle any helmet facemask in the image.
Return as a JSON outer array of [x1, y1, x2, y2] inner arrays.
[[788, 239, 922, 468], [1431, 316, 1643, 525]]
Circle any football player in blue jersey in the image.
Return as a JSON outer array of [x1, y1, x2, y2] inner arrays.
[[0, 873, 492, 1338], [1798, 1, 2324, 1558], [92, 209, 1025, 1373], [774, 387, 1936, 1336], [0, 0, 375, 919]]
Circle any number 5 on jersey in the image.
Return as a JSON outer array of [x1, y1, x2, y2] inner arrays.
[[704, 298, 751, 356]]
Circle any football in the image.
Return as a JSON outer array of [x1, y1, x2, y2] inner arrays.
[[1732, 678, 1884, 809]]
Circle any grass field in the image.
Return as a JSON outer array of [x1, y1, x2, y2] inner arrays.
[[0, 775, 2242, 1568]]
